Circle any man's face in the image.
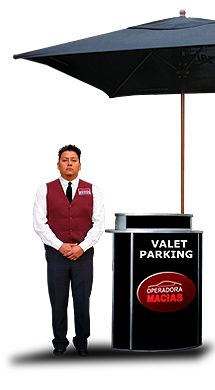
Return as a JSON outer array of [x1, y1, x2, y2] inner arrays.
[[57, 150, 81, 180]]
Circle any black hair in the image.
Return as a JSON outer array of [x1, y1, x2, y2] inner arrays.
[[58, 144, 81, 161]]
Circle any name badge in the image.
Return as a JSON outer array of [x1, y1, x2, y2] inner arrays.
[[78, 188, 91, 196]]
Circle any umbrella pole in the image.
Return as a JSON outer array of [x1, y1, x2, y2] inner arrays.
[[181, 91, 185, 214]]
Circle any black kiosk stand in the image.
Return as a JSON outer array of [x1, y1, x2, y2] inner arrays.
[[106, 214, 202, 351]]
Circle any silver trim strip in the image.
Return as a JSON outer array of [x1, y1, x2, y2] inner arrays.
[[112, 344, 202, 352], [197, 233, 200, 343], [129, 233, 134, 350], [106, 229, 203, 233], [111, 234, 115, 349], [197, 232, 203, 344], [115, 213, 193, 217]]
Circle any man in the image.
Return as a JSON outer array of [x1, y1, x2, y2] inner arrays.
[[33, 144, 105, 356]]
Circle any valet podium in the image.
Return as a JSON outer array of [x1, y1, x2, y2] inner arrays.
[[106, 214, 202, 351]]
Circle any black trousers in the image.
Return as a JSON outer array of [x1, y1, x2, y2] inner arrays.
[[44, 245, 94, 349]]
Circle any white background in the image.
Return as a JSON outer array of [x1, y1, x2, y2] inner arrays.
[[1, 0, 215, 388]]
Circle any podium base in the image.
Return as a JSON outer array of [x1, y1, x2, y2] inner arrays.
[[106, 214, 202, 352]]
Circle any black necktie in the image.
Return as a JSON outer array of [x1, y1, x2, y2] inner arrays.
[[66, 182, 72, 203]]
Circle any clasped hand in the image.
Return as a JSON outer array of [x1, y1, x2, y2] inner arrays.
[[59, 243, 84, 261]]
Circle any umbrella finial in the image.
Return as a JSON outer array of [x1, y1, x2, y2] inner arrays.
[[179, 9, 186, 17]]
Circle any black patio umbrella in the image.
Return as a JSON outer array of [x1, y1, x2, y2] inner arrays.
[[14, 10, 215, 213]]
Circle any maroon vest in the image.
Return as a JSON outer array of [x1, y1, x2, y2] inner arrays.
[[47, 178, 93, 244]]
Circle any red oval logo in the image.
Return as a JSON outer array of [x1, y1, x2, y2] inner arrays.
[[137, 272, 196, 312]]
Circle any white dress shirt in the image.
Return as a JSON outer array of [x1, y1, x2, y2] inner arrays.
[[33, 176, 105, 251]]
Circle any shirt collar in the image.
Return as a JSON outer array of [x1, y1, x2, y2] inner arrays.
[[59, 175, 79, 187]]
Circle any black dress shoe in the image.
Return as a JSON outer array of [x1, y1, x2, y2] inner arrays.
[[78, 348, 88, 357], [53, 347, 66, 356], [73, 338, 88, 356]]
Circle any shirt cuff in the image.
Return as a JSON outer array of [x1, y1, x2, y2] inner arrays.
[[53, 239, 64, 251], [79, 240, 91, 252]]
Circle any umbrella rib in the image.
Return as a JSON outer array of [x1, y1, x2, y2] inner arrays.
[[110, 51, 154, 97], [153, 52, 178, 72], [184, 47, 203, 71], [154, 47, 203, 78]]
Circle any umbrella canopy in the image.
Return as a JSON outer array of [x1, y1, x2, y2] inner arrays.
[[13, 11, 215, 213], [14, 12, 215, 98]]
